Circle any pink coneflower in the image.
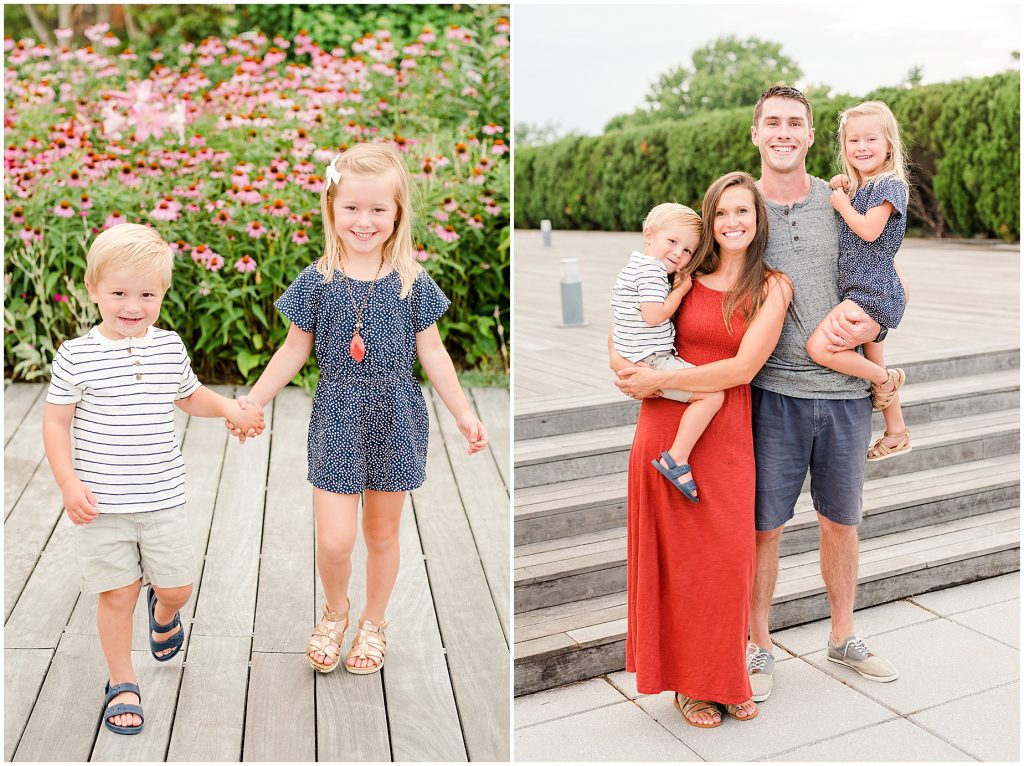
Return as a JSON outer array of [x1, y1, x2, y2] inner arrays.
[[496, 17, 510, 33], [79, 194, 93, 211], [454, 142, 469, 161], [467, 214, 484, 230], [191, 243, 215, 263], [237, 185, 262, 204], [433, 210, 450, 222], [119, 49, 138, 61], [66, 168, 86, 187], [100, 32, 120, 48], [212, 210, 232, 226], [265, 199, 290, 217], [435, 224, 460, 243], [485, 201, 502, 215], [482, 123, 503, 135], [234, 255, 257, 273], [414, 244, 430, 262], [149, 48, 163, 61], [55, 28, 73, 42], [245, 220, 266, 238], [419, 29, 437, 44], [104, 211, 127, 228], [207, 254, 224, 271], [54, 200, 75, 218], [150, 201, 179, 221], [18, 226, 35, 242], [442, 197, 459, 212], [10, 206, 24, 224], [292, 229, 309, 245], [491, 139, 508, 155]]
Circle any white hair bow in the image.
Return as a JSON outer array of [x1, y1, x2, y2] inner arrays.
[[324, 154, 342, 189]]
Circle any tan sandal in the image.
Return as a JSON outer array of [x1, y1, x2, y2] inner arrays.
[[345, 618, 388, 675], [306, 602, 349, 673], [725, 699, 759, 721], [867, 427, 911, 462], [871, 368, 906, 411], [674, 694, 722, 728]]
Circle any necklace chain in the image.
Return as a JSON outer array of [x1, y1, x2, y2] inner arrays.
[[339, 257, 385, 335]]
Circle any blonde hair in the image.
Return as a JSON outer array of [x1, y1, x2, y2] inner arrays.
[[318, 142, 420, 298], [642, 202, 701, 239], [85, 223, 174, 288], [837, 101, 909, 195]]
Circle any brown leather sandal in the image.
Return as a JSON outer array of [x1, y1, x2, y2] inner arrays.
[[725, 699, 759, 721], [867, 427, 911, 461], [674, 694, 722, 728], [871, 368, 906, 411], [345, 618, 388, 675], [306, 602, 349, 673]]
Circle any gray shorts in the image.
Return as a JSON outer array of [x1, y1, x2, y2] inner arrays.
[[74, 506, 196, 594], [751, 387, 872, 530], [639, 351, 694, 403]]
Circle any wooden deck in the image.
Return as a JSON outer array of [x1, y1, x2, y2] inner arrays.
[[514, 230, 1020, 411], [4, 382, 510, 762]]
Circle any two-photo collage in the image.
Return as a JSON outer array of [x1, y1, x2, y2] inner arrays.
[[3, 2, 1020, 763]]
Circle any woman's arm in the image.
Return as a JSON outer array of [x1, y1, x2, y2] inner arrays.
[[616, 274, 794, 398], [416, 323, 488, 454]]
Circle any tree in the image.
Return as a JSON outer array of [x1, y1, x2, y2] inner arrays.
[[514, 121, 570, 148], [903, 65, 924, 88]]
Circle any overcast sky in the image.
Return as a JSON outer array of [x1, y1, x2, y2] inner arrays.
[[514, 2, 1021, 136]]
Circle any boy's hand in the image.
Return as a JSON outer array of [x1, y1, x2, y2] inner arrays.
[[830, 174, 850, 191], [225, 396, 265, 443], [61, 478, 99, 524], [456, 412, 489, 455], [671, 272, 692, 291]]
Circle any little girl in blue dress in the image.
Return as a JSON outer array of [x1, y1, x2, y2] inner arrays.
[[805, 100, 911, 461], [233, 142, 488, 674]]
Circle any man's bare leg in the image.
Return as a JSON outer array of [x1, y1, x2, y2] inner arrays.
[[818, 514, 858, 643], [750, 527, 783, 649]]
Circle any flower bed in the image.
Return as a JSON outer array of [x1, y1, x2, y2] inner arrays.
[[4, 7, 510, 386]]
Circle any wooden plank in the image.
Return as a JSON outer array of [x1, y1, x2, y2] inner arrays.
[[4, 392, 47, 519], [412, 400, 509, 762], [470, 386, 510, 489], [430, 387, 510, 640], [166, 634, 251, 761], [4, 383, 42, 447], [4, 473, 63, 620], [242, 652, 315, 762], [253, 387, 314, 653], [4, 648, 52, 761]]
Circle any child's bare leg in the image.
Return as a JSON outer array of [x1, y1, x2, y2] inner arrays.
[[865, 340, 909, 446], [806, 300, 889, 384], [149, 583, 192, 658], [349, 489, 404, 669], [311, 487, 360, 667], [659, 390, 725, 498], [97, 580, 143, 729]]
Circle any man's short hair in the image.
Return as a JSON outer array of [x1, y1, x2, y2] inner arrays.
[[85, 223, 174, 288], [753, 85, 813, 129]]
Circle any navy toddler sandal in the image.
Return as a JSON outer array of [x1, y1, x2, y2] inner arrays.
[[652, 452, 700, 503], [103, 681, 144, 735], [147, 585, 184, 662]]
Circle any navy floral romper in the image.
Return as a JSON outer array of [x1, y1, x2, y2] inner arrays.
[[275, 265, 450, 494]]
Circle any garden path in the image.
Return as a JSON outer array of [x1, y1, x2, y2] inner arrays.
[[4, 383, 510, 762], [514, 231, 1019, 410]]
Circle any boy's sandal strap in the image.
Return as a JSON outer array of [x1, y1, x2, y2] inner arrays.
[[104, 682, 141, 705], [151, 631, 184, 653], [105, 702, 144, 718]]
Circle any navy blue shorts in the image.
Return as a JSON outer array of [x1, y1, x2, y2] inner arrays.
[[751, 387, 872, 531]]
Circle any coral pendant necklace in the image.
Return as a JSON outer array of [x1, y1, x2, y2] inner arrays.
[[340, 256, 385, 363]]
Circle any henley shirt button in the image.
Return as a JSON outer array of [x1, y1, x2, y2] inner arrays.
[[135, 374, 142, 381], [783, 208, 789, 216], [794, 235, 800, 241], [134, 360, 141, 366]]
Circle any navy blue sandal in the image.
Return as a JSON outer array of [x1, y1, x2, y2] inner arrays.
[[147, 585, 184, 662], [103, 681, 143, 735], [652, 452, 699, 503]]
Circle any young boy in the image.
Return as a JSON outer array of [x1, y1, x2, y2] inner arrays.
[[41, 223, 265, 735], [610, 203, 724, 503]]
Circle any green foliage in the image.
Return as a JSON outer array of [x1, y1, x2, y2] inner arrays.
[[518, 72, 1020, 240]]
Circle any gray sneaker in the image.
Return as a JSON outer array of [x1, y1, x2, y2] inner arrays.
[[827, 635, 899, 682], [746, 641, 775, 702]]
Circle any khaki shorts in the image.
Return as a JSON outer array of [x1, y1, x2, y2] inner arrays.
[[74, 506, 195, 594], [640, 351, 695, 402]]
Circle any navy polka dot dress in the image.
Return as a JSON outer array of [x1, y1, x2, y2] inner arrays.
[[275, 264, 450, 494], [838, 174, 908, 329]]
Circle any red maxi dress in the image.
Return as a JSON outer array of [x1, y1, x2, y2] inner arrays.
[[625, 279, 755, 703]]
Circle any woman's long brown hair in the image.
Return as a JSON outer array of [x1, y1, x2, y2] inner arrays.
[[683, 171, 780, 331]]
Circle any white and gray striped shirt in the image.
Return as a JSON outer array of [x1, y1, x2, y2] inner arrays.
[[46, 326, 201, 514], [611, 251, 676, 362]]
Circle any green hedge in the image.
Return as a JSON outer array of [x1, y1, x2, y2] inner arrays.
[[516, 72, 1020, 240]]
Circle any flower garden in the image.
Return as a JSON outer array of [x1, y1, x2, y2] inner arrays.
[[4, 6, 510, 387]]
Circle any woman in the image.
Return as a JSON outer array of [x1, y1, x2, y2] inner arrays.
[[610, 172, 793, 727]]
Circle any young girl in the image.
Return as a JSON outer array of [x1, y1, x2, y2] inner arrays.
[[805, 100, 911, 461], [231, 142, 488, 674]]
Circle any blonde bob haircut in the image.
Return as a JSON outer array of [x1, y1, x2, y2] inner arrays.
[[642, 202, 702, 240], [85, 223, 174, 288], [318, 141, 420, 298], [837, 100, 909, 196]]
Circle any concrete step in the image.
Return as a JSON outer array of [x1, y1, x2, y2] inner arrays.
[[515, 349, 1019, 440], [514, 454, 1020, 611], [513, 508, 1020, 695], [514, 406, 1019, 489]]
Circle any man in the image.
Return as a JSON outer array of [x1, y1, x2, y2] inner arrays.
[[616, 85, 898, 703]]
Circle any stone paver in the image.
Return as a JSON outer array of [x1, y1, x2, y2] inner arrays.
[[947, 598, 1019, 648], [514, 700, 702, 762], [909, 572, 1018, 616], [773, 600, 937, 657], [515, 677, 625, 728], [803, 618, 1019, 714], [910, 682, 1020, 762], [768, 718, 970, 761]]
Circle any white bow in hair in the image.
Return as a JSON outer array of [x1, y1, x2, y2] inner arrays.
[[324, 154, 342, 189]]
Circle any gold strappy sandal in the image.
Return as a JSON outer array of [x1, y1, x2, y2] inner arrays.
[[867, 427, 911, 462], [725, 699, 759, 721], [871, 368, 906, 411], [306, 602, 349, 673], [345, 618, 388, 675], [674, 694, 722, 728]]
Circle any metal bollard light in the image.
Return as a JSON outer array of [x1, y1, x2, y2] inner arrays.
[[559, 257, 587, 326], [541, 219, 552, 247]]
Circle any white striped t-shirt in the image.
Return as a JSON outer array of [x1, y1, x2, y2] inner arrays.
[[46, 325, 201, 514], [611, 251, 676, 362]]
